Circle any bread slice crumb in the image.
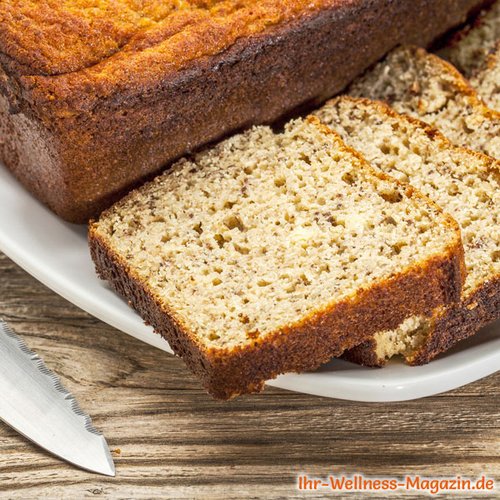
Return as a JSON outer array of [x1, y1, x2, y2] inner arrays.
[[89, 117, 464, 398], [315, 97, 499, 365], [348, 45, 500, 159]]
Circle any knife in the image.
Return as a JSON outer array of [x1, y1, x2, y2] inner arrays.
[[0, 320, 115, 476]]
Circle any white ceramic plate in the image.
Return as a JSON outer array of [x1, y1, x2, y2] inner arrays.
[[0, 164, 498, 401]]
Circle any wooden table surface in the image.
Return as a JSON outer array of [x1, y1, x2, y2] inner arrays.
[[0, 251, 498, 499]]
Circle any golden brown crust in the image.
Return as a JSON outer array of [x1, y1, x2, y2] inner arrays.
[[410, 278, 500, 364], [339, 337, 381, 366], [0, 0, 486, 222], [0, 1, 337, 77]]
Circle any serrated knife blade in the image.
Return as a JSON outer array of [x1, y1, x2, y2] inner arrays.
[[0, 320, 115, 476]]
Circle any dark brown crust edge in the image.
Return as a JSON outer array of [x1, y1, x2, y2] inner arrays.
[[343, 278, 500, 367], [88, 222, 464, 399], [0, 0, 485, 223], [411, 277, 500, 364]]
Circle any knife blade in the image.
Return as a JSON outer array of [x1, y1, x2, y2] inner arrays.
[[0, 320, 115, 476]]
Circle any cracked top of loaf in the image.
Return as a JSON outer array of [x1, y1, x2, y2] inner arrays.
[[0, 1, 341, 79], [0, 0, 351, 115]]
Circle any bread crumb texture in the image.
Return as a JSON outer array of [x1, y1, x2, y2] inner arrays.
[[373, 314, 431, 360], [438, 1, 500, 111], [316, 98, 499, 299], [348, 46, 500, 159], [471, 43, 500, 111], [92, 118, 458, 351], [439, 0, 500, 77], [316, 97, 499, 361]]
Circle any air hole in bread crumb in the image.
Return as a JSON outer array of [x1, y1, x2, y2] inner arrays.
[[274, 176, 286, 187], [239, 314, 250, 324], [300, 153, 311, 165], [380, 143, 391, 155], [328, 216, 345, 227], [224, 215, 245, 231], [214, 234, 225, 248], [391, 242, 407, 255], [477, 191, 490, 203], [234, 243, 250, 255], [300, 273, 311, 286], [342, 172, 357, 185], [383, 215, 397, 226], [257, 279, 271, 287], [380, 190, 403, 203]]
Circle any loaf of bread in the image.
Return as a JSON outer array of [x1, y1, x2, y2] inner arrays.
[[0, 0, 486, 222], [89, 117, 464, 398], [315, 97, 499, 366], [439, 0, 500, 110], [348, 46, 500, 158]]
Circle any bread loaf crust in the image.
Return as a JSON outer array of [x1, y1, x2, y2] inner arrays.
[[89, 223, 464, 399], [0, 0, 486, 222], [345, 278, 500, 366]]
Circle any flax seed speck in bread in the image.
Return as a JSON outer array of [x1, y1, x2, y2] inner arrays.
[[315, 97, 499, 366], [89, 117, 464, 399], [348, 46, 500, 159], [438, 0, 500, 111]]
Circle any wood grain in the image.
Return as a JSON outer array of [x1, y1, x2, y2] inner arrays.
[[0, 252, 498, 499]]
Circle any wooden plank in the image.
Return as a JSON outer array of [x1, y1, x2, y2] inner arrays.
[[0, 252, 498, 498]]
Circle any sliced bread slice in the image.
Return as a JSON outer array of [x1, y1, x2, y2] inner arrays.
[[438, 0, 500, 110], [89, 117, 464, 398], [438, 0, 499, 77], [471, 42, 500, 111], [348, 46, 500, 158], [314, 97, 500, 366]]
